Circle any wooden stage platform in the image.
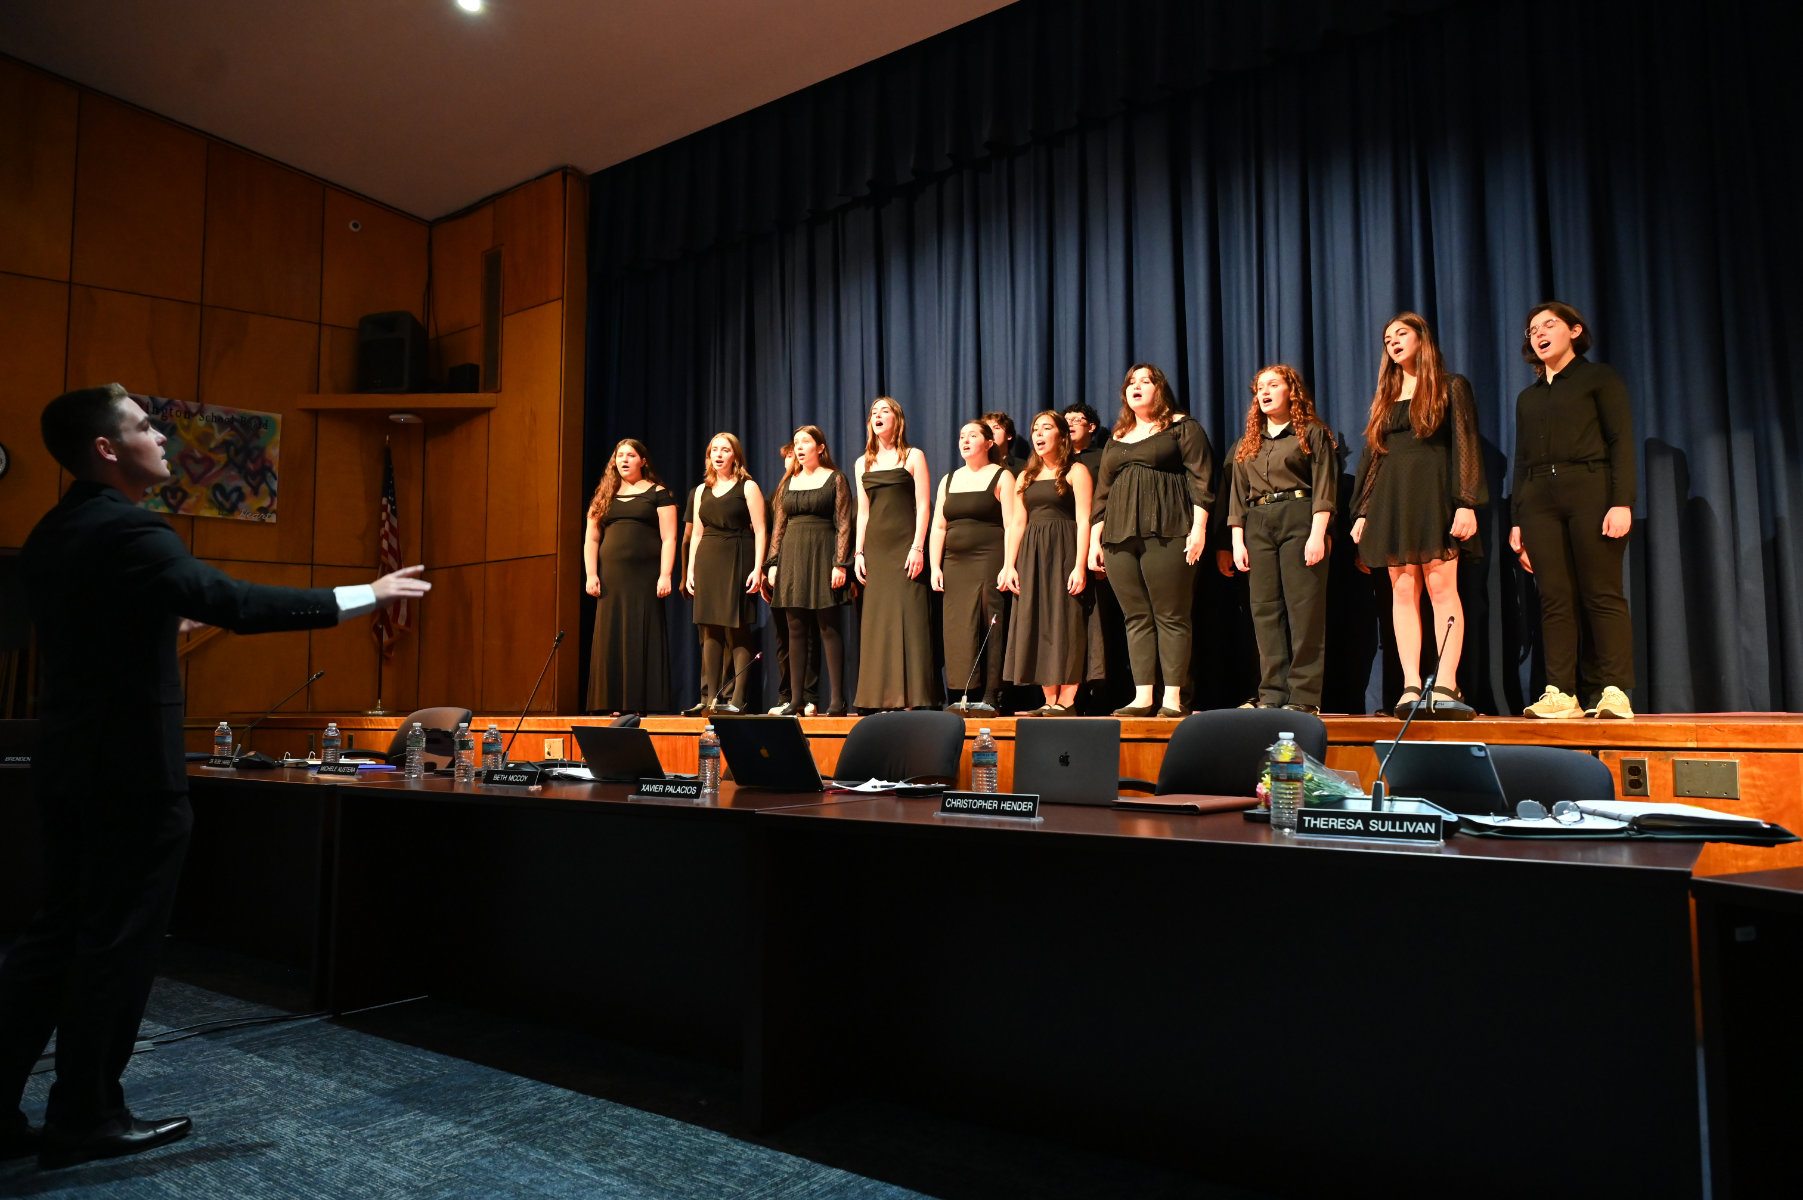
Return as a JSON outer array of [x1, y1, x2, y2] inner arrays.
[[209, 711, 1803, 878]]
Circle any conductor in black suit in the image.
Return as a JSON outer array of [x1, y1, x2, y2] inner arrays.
[[0, 384, 431, 1169]]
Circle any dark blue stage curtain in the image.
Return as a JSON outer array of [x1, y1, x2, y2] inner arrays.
[[585, 0, 1802, 715]]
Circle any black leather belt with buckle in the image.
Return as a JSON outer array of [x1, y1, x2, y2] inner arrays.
[[1250, 488, 1310, 506], [1527, 461, 1599, 478]]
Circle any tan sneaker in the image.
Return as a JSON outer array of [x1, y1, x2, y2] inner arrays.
[[1524, 686, 1582, 719], [1591, 686, 1635, 719]]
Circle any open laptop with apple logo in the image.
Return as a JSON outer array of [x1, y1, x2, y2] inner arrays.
[[1012, 717, 1121, 805]]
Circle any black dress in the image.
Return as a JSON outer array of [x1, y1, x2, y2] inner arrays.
[[691, 479, 757, 628], [1004, 477, 1100, 685], [587, 486, 676, 713], [1351, 374, 1487, 567], [940, 466, 1008, 689], [855, 465, 940, 709], [768, 472, 852, 610]]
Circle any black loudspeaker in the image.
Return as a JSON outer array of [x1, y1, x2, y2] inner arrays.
[[446, 363, 480, 393], [356, 311, 427, 393]]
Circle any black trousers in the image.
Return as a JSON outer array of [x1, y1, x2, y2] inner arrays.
[[1516, 465, 1634, 693], [1243, 498, 1329, 708], [0, 784, 193, 1131], [1104, 535, 1196, 689]]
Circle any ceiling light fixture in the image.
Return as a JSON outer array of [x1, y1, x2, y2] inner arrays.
[[455, 0, 483, 13]]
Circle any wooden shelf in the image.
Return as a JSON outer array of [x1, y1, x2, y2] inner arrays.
[[298, 393, 497, 418]]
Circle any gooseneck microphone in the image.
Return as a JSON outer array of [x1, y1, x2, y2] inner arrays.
[[503, 630, 564, 765], [234, 669, 326, 769], [709, 651, 762, 713], [950, 615, 1000, 713], [1370, 616, 1455, 808]]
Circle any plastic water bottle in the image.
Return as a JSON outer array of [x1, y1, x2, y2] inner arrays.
[[404, 721, 426, 779], [321, 721, 342, 764], [971, 728, 998, 793], [213, 720, 233, 761], [453, 722, 476, 783], [482, 723, 504, 771], [1269, 731, 1305, 832], [698, 724, 721, 797]]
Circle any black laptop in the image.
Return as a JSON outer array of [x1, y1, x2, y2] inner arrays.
[[1378, 740, 1510, 815], [712, 716, 826, 792], [1013, 718, 1121, 805], [571, 724, 671, 783]]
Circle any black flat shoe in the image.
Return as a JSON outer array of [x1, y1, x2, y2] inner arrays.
[[1155, 706, 1185, 718], [825, 703, 848, 717], [682, 701, 709, 717], [1283, 703, 1321, 714], [1113, 704, 1155, 717], [38, 1115, 192, 1170]]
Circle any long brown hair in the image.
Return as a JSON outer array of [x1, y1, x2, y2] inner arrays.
[[1016, 411, 1074, 496], [1521, 300, 1592, 380], [1363, 312, 1449, 458], [701, 431, 751, 487], [958, 420, 1004, 467], [588, 438, 666, 518], [1112, 363, 1177, 438], [782, 425, 839, 485], [1236, 365, 1336, 462], [862, 396, 913, 467]]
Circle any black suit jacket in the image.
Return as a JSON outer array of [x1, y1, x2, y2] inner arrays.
[[22, 482, 341, 794]]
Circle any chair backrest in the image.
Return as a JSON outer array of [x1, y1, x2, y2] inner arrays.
[[833, 710, 968, 784], [1156, 708, 1329, 796], [1486, 745, 1616, 806], [385, 706, 475, 768]]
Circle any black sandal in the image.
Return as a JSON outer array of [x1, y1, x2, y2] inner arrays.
[[1429, 685, 1476, 720], [1391, 687, 1423, 720]]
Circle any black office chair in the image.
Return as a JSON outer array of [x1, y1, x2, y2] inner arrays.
[[832, 710, 967, 783], [1121, 707, 1329, 796], [1487, 744, 1616, 805], [380, 706, 474, 771], [608, 713, 642, 728]]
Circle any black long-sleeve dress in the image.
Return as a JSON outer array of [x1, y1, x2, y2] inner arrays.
[[1351, 375, 1487, 566]]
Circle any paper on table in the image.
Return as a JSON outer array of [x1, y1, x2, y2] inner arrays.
[[1461, 812, 1629, 834], [545, 766, 595, 780], [1576, 799, 1763, 825], [836, 778, 905, 793]]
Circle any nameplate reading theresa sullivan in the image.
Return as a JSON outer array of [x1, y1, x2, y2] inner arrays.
[[317, 762, 361, 777], [939, 792, 1040, 819], [636, 777, 703, 800], [1297, 807, 1446, 843]]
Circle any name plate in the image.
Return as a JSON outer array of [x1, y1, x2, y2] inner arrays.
[[481, 767, 542, 787], [1297, 806, 1446, 843], [206, 755, 237, 769], [939, 791, 1040, 819], [1, 754, 29, 768], [317, 762, 362, 777], [636, 777, 703, 800]]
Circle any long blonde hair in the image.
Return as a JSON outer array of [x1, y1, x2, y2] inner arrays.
[[862, 396, 913, 467], [701, 431, 751, 487], [588, 438, 666, 518]]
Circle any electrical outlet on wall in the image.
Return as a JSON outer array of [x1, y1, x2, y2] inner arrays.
[[1620, 757, 1650, 796], [543, 736, 564, 760]]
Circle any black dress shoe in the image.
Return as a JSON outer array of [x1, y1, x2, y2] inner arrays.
[[38, 1115, 193, 1170], [1, 1122, 41, 1162], [682, 701, 710, 717], [1283, 703, 1321, 714], [1155, 706, 1186, 718], [1112, 704, 1155, 717]]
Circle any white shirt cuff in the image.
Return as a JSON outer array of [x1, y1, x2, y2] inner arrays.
[[334, 584, 379, 619]]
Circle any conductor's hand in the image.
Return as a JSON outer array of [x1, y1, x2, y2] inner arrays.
[[373, 565, 432, 604]]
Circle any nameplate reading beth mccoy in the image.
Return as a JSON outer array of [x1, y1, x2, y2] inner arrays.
[[1297, 808, 1446, 843], [636, 777, 703, 800], [939, 791, 1040, 819], [481, 767, 541, 787]]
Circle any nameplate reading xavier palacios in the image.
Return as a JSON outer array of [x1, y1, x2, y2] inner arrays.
[[938, 791, 1041, 819], [1297, 808, 1446, 843], [635, 777, 703, 800], [316, 762, 362, 777], [205, 755, 237, 770], [480, 767, 542, 788]]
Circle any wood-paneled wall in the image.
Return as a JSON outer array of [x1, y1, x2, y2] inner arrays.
[[0, 56, 586, 724]]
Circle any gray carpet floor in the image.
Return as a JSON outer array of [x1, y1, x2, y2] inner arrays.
[[3, 947, 1258, 1199]]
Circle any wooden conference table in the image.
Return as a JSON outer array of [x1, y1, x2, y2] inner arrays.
[[179, 765, 1703, 1199]]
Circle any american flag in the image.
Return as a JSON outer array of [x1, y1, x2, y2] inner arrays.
[[373, 442, 411, 657]]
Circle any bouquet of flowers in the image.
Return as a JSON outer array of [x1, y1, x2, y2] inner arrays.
[[1255, 751, 1365, 809]]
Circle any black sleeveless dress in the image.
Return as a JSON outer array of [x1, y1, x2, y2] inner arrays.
[[587, 486, 676, 713], [940, 466, 1008, 687], [1004, 478, 1100, 685], [691, 479, 757, 628], [855, 466, 940, 709]]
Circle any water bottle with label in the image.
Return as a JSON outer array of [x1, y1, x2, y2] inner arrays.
[[1269, 731, 1305, 832], [482, 723, 504, 771], [698, 724, 721, 797], [213, 720, 233, 761], [453, 721, 476, 783], [403, 722, 427, 779], [321, 721, 342, 764], [971, 728, 998, 793]]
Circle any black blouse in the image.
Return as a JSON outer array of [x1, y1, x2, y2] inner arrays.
[[1511, 355, 1636, 520], [1226, 423, 1338, 526]]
